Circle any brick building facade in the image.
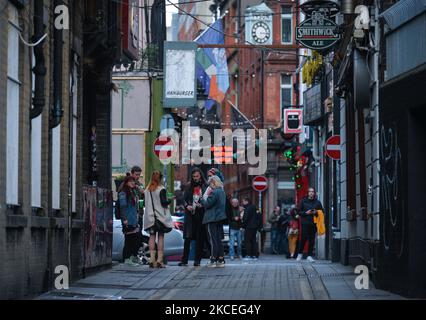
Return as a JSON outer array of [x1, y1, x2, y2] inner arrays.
[[219, 0, 299, 229], [0, 0, 122, 299]]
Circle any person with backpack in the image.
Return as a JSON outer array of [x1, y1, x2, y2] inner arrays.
[[118, 175, 141, 266]]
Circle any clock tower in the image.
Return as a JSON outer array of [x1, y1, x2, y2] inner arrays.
[[245, 3, 274, 46]]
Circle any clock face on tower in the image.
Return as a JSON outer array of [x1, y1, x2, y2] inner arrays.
[[251, 21, 271, 44]]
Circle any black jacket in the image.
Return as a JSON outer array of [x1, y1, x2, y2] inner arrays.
[[182, 183, 207, 239], [298, 197, 324, 225], [242, 204, 262, 230]]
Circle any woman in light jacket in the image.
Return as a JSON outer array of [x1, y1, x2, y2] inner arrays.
[[144, 170, 174, 268], [201, 175, 227, 268]]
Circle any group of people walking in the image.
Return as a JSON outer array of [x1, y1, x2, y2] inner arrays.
[[117, 165, 325, 268], [269, 187, 325, 262]]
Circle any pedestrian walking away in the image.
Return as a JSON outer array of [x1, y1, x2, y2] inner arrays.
[[119, 176, 142, 266], [201, 175, 227, 268], [179, 167, 208, 267], [227, 198, 244, 260], [144, 170, 174, 268], [296, 187, 325, 262]]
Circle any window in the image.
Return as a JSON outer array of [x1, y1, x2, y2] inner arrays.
[[71, 62, 78, 213], [31, 50, 42, 208], [6, 6, 20, 205], [281, 6, 293, 44], [52, 125, 61, 210], [281, 74, 293, 119]]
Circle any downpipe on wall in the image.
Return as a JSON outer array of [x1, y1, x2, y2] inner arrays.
[[30, 0, 46, 119]]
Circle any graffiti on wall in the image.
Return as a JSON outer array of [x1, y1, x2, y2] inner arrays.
[[83, 186, 113, 269], [380, 123, 405, 259]]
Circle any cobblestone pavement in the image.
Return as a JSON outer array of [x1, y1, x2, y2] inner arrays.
[[37, 255, 404, 300]]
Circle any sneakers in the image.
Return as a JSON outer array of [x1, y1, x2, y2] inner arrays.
[[194, 262, 201, 267], [206, 260, 217, 268], [296, 254, 303, 261], [230, 256, 234, 261], [243, 256, 252, 261], [307, 256, 315, 263], [251, 256, 258, 261], [216, 260, 225, 268], [124, 258, 139, 267], [178, 262, 188, 266]]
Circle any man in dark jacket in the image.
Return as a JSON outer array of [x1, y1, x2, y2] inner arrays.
[[296, 187, 324, 262], [227, 198, 244, 259], [268, 206, 281, 254], [242, 197, 262, 260], [179, 167, 208, 267]]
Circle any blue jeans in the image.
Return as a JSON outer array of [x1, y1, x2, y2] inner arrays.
[[228, 228, 242, 258], [271, 228, 278, 253]]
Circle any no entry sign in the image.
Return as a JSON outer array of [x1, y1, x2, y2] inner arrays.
[[154, 136, 175, 161], [325, 135, 340, 160], [252, 175, 268, 192]]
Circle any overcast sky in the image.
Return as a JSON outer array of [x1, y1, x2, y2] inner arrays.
[[165, 0, 178, 27]]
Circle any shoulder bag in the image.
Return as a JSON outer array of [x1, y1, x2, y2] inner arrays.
[[149, 191, 172, 234]]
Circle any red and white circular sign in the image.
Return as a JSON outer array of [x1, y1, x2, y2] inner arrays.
[[325, 135, 340, 160], [153, 136, 175, 160], [252, 175, 268, 192]]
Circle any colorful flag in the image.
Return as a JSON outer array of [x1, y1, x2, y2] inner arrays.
[[195, 19, 229, 110]]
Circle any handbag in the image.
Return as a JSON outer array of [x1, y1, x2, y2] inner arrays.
[[149, 191, 172, 234]]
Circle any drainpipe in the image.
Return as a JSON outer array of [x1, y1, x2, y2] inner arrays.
[[341, 0, 354, 14], [50, 0, 64, 129], [30, 0, 46, 119]]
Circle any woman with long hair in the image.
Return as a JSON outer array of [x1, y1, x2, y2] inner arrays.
[[143, 170, 174, 268], [118, 175, 141, 266], [179, 167, 208, 267]]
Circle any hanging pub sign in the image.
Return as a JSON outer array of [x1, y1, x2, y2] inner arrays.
[[296, 11, 340, 50]]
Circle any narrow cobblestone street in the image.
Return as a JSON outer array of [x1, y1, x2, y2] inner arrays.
[[37, 255, 403, 300]]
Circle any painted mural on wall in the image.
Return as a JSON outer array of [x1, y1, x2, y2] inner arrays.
[[83, 186, 113, 269], [380, 122, 406, 259]]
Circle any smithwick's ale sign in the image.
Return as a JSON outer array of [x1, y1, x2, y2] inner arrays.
[[296, 12, 340, 50]]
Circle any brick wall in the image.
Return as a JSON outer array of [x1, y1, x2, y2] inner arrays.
[[0, 0, 89, 299]]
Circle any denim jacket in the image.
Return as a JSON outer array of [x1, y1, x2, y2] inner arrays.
[[118, 191, 138, 226]]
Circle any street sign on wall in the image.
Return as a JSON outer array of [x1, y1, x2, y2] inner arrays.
[[284, 109, 303, 134], [252, 175, 268, 192], [163, 41, 197, 108], [325, 135, 340, 160]]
